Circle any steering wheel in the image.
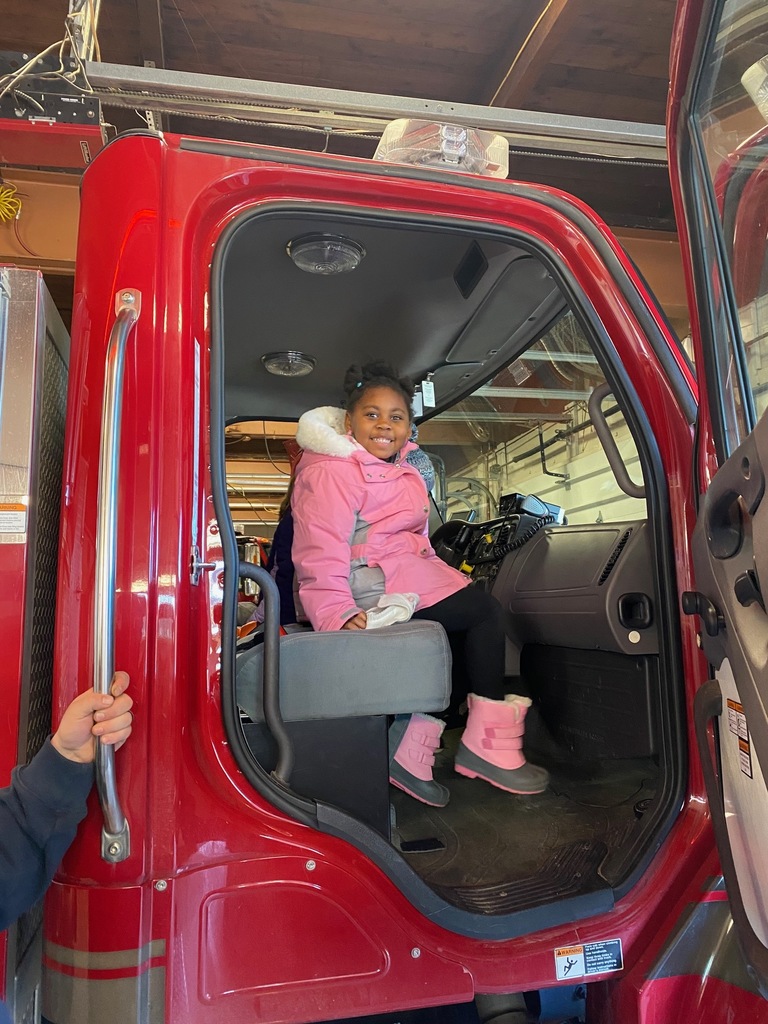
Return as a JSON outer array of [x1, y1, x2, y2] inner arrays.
[[430, 519, 472, 564]]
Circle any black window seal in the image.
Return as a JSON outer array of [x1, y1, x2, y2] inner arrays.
[[673, 0, 757, 462]]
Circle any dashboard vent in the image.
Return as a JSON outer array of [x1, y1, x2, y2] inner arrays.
[[598, 528, 633, 585]]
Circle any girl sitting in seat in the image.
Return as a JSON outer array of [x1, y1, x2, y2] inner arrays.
[[291, 361, 548, 806]]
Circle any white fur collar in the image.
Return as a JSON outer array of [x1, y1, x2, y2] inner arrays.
[[296, 406, 357, 458]]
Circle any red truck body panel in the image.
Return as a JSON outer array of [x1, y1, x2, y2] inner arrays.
[[31, 132, 718, 1022]]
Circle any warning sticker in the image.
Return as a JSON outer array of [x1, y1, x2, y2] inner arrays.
[[554, 939, 623, 981], [727, 699, 753, 777], [739, 737, 753, 778], [0, 503, 27, 535], [727, 699, 748, 739]]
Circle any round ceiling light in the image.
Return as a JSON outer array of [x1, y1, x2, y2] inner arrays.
[[261, 351, 317, 377], [286, 233, 366, 275]]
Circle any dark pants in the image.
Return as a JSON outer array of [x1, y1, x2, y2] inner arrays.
[[413, 587, 506, 702]]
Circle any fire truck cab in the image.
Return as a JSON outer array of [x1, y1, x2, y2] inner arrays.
[[3, 0, 768, 1021]]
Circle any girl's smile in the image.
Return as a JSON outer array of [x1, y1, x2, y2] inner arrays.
[[345, 386, 411, 460]]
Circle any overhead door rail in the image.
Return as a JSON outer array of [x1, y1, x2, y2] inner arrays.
[[84, 60, 667, 165]]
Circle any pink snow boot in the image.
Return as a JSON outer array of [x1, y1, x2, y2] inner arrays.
[[389, 714, 450, 807], [454, 694, 549, 794]]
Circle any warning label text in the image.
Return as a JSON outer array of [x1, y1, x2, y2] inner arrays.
[[554, 939, 623, 981]]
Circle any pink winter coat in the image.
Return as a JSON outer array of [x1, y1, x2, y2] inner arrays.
[[292, 407, 468, 632]]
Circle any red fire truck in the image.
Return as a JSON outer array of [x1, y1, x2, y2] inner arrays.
[[3, 0, 768, 1020]]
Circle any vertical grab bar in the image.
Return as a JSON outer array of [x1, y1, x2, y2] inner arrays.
[[237, 562, 294, 784], [588, 382, 646, 500], [95, 289, 141, 863]]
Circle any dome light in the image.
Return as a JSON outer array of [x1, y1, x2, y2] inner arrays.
[[261, 351, 316, 377], [286, 233, 366, 275]]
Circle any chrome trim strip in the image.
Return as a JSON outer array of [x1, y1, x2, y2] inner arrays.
[[43, 966, 166, 1024], [44, 939, 166, 970]]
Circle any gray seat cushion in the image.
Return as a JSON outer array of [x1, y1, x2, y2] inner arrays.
[[237, 620, 451, 723]]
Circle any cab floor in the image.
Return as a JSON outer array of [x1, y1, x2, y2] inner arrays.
[[391, 728, 659, 910]]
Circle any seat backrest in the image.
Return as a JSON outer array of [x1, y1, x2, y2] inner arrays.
[[236, 620, 451, 723]]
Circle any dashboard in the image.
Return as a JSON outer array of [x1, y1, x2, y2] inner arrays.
[[432, 494, 559, 585], [432, 507, 658, 660]]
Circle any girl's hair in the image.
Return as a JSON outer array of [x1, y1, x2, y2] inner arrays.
[[278, 474, 296, 520], [342, 361, 415, 420]]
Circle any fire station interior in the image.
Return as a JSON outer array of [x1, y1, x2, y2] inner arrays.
[[214, 204, 687, 928], [1, 0, 710, 972]]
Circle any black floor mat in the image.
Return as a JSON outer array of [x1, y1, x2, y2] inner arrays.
[[391, 729, 658, 913]]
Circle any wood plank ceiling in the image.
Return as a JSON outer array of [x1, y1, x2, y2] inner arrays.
[[2, 0, 679, 230]]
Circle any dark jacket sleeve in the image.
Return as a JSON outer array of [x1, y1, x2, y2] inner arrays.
[[273, 512, 297, 625], [0, 739, 94, 931]]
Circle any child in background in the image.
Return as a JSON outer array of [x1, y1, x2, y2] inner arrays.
[[250, 440, 303, 627], [291, 361, 548, 807]]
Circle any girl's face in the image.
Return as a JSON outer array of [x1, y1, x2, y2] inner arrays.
[[345, 386, 411, 460]]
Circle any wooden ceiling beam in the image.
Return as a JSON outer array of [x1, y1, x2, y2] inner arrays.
[[135, 0, 165, 67], [482, 0, 575, 109]]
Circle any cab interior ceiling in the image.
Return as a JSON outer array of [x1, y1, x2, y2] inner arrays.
[[222, 211, 566, 423]]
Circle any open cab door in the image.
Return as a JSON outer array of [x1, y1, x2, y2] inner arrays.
[[670, 0, 768, 996]]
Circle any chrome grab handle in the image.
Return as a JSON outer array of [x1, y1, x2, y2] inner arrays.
[[94, 289, 141, 863]]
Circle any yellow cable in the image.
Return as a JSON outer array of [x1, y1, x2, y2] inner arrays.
[[0, 184, 22, 223]]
